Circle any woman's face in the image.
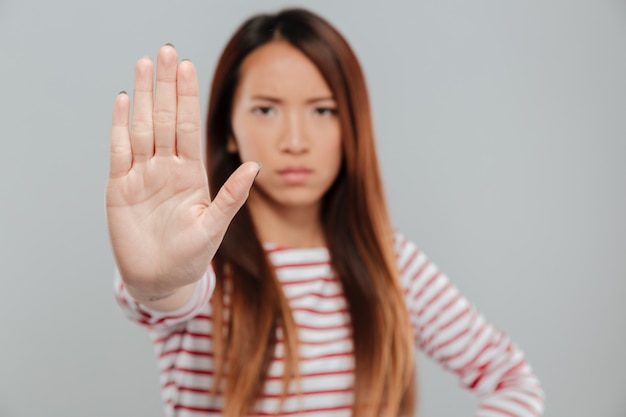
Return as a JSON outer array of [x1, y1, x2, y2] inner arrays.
[[230, 40, 342, 212]]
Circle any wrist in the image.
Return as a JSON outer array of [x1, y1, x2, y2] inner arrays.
[[123, 281, 199, 313]]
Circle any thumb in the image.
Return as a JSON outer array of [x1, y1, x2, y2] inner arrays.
[[206, 161, 261, 237]]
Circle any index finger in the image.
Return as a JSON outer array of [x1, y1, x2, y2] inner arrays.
[[109, 92, 132, 178]]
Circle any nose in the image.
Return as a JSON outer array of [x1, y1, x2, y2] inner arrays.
[[278, 111, 308, 154]]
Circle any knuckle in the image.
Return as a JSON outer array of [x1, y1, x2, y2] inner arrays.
[[131, 120, 153, 135], [213, 181, 243, 218], [110, 144, 129, 155], [220, 182, 240, 208], [176, 120, 201, 135], [153, 109, 176, 126]]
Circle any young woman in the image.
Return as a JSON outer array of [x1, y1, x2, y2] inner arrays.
[[106, 8, 544, 417]]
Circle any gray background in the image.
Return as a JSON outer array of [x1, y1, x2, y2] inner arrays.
[[1, 0, 624, 416]]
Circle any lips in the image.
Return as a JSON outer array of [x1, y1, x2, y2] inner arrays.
[[277, 166, 313, 184]]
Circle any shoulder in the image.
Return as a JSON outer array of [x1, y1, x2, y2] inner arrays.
[[391, 229, 442, 291], [392, 229, 421, 264]]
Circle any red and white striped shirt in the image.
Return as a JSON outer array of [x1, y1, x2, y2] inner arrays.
[[114, 232, 544, 416]]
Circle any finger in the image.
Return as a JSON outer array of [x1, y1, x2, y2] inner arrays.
[[154, 44, 178, 156], [176, 59, 202, 160], [206, 161, 262, 237], [109, 92, 132, 178], [130, 56, 155, 163]]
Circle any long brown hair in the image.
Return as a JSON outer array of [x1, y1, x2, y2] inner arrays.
[[206, 8, 416, 416]]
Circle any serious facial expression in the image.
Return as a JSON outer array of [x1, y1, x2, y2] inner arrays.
[[230, 40, 343, 212]]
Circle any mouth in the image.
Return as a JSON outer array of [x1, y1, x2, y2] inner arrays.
[[277, 167, 313, 184]]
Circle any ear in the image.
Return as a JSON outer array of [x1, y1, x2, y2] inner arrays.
[[226, 136, 238, 153]]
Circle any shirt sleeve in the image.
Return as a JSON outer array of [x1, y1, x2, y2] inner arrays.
[[113, 267, 215, 331], [394, 232, 545, 417]]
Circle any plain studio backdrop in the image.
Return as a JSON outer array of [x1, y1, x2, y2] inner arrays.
[[1, 0, 624, 416]]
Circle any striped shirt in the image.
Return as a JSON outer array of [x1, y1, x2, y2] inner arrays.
[[114, 232, 544, 416]]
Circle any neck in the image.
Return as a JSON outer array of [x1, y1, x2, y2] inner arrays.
[[246, 192, 326, 249]]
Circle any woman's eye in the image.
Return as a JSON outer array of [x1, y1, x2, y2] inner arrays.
[[252, 106, 274, 115], [315, 107, 338, 116]]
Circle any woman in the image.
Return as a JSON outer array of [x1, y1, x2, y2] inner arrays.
[[107, 8, 544, 417]]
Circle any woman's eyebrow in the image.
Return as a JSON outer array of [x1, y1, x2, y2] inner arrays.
[[306, 96, 336, 104], [250, 95, 282, 103], [249, 95, 336, 104]]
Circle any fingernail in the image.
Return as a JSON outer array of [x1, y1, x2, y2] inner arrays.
[[164, 42, 175, 48], [118, 90, 127, 95], [255, 162, 262, 179], [182, 58, 192, 62]]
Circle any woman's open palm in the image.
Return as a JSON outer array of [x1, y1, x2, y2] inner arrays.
[[105, 45, 258, 298]]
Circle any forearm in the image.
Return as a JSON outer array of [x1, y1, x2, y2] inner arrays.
[[395, 233, 545, 415]]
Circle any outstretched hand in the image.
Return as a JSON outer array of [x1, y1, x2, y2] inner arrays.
[[105, 45, 258, 306]]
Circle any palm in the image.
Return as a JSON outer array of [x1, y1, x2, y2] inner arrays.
[[106, 45, 258, 293], [106, 153, 213, 285]]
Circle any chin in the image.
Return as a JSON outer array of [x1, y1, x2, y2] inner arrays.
[[277, 196, 323, 210], [272, 190, 327, 209], [251, 184, 328, 211]]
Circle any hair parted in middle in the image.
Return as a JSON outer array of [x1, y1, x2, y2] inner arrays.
[[205, 8, 417, 417]]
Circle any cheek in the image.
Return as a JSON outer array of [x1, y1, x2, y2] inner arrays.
[[236, 140, 271, 166], [322, 135, 343, 179], [232, 116, 272, 160], [326, 127, 343, 161], [315, 119, 341, 150]]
